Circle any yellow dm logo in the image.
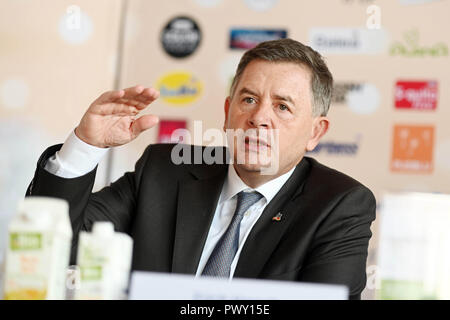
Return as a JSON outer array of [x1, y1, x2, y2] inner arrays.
[[157, 72, 203, 106]]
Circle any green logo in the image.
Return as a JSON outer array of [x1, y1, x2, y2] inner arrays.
[[390, 29, 448, 57], [80, 265, 103, 281], [10, 232, 42, 251], [378, 279, 437, 300]]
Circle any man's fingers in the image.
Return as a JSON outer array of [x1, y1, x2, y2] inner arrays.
[[96, 103, 139, 116], [95, 85, 145, 104], [96, 89, 125, 104], [131, 114, 160, 137], [91, 86, 160, 116], [122, 85, 145, 99], [123, 86, 160, 108], [140, 87, 160, 103], [98, 86, 159, 107], [115, 98, 148, 109]]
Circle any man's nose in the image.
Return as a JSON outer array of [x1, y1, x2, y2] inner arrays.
[[247, 102, 271, 128]]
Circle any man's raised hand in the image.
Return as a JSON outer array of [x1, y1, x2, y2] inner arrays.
[[75, 85, 160, 148]]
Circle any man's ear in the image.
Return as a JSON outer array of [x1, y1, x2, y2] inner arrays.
[[306, 116, 329, 152], [223, 96, 231, 132]]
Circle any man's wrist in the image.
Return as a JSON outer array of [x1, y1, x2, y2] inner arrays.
[[57, 129, 110, 175], [74, 127, 108, 149]]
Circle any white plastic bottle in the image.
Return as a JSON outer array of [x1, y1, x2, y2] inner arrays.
[[75, 221, 133, 300], [3, 197, 73, 300]]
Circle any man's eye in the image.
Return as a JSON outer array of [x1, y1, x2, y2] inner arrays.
[[278, 104, 289, 111], [244, 97, 255, 104]]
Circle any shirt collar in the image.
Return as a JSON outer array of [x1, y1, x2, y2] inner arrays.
[[220, 164, 296, 204]]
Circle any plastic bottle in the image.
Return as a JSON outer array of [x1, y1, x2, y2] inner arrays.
[[75, 221, 133, 300], [3, 197, 72, 300]]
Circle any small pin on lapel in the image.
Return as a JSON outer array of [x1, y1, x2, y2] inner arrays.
[[272, 212, 283, 222]]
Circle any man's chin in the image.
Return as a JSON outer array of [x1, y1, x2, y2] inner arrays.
[[235, 163, 264, 173], [234, 161, 279, 175], [232, 149, 279, 175]]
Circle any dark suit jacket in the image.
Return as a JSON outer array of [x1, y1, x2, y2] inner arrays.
[[26, 143, 376, 300]]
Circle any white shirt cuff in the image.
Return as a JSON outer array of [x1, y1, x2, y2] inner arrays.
[[44, 129, 109, 178]]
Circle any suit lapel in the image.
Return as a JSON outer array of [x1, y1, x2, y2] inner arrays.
[[234, 158, 311, 278], [171, 163, 228, 274]]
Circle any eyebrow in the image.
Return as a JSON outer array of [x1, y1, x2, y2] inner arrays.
[[272, 94, 295, 105], [238, 87, 295, 104], [237, 87, 259, 97]]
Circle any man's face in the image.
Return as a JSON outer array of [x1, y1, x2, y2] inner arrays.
[[224, 59, 329, 176]]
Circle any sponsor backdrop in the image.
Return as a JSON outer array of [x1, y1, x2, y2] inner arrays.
[[0, 0, 449, 299]]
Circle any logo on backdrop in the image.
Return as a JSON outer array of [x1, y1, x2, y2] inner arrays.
[[333, 83, 363, 104], [59, 6, 93, 45], [243, 0, 278, 12], [308, 136, 361, 156], [161, 16, 202, 58], [391, 125, 434, 173], [229, 28, 287, 50], [309, 27, 388, 55], [332, 82, 380, 115], [341, 0, 376, 3], [194, 0, 223, 7], [399, 0, 443, 5], [395, 81, 438, 110], [156, 71, 203, 106], [390, 29, 448, 57], [158, 120, 188, 143]]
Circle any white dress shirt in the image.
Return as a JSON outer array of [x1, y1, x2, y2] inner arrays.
[[195, 164, 294, 279], [44, 130, 295, 278], [44, 130, 109, 178]]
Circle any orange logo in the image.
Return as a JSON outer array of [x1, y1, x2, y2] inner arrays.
[[391, 125, 434, 173]]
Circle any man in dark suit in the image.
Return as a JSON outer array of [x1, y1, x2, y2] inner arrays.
[[26, 39, 376, 299]]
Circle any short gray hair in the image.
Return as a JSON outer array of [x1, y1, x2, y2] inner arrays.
[[230, 38, 333, 117]]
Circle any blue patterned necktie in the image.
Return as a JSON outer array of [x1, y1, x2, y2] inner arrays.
[[202, 190, 263, 277]]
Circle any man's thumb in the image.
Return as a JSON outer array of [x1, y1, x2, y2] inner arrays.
[[131, 115, 159, 137]]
